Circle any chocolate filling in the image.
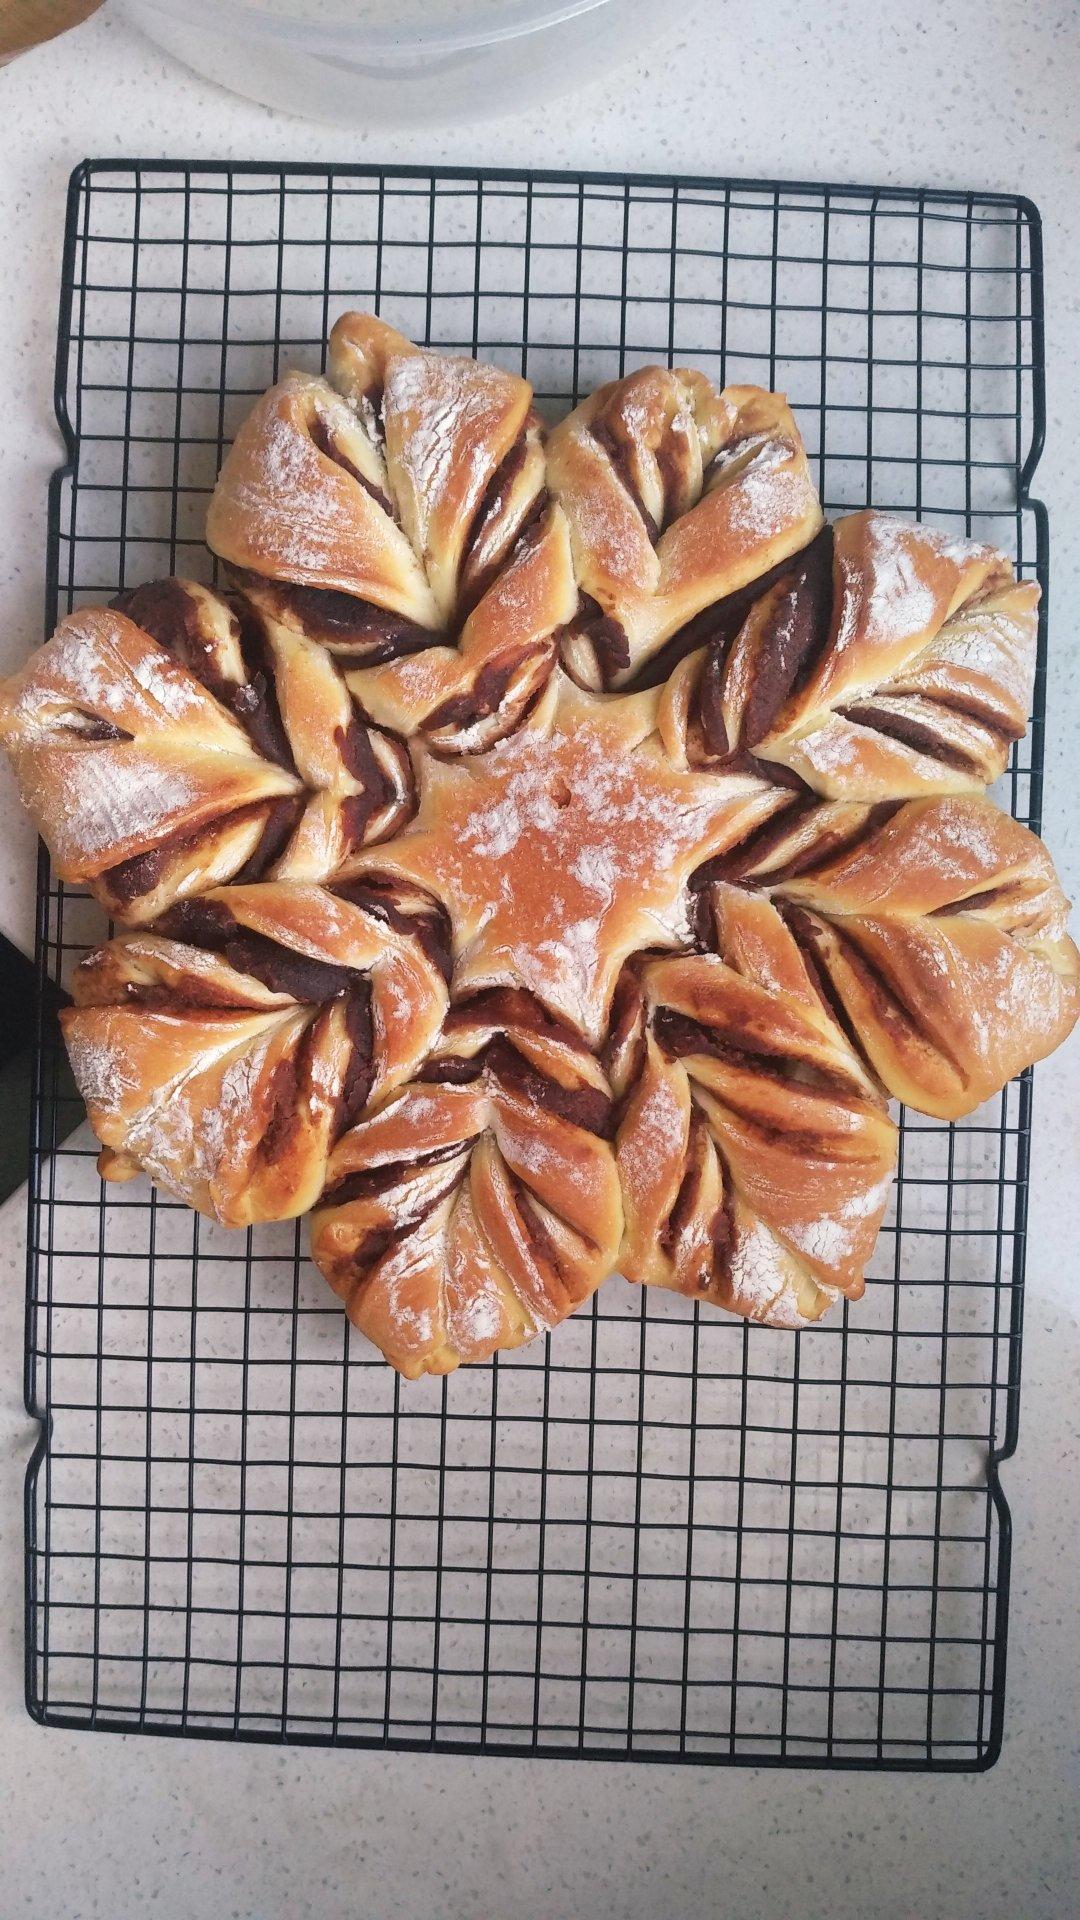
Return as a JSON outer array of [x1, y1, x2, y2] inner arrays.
[[661, 1111, 710, 1257], [777, 906, 878, 1074], [101, 797, 303, 907], [915, 685, 1024, 734], [330, 875, 453, 982], [696, 646, 729, 757], [652, 1006, 865, 1102], [113, 580, 295, 772], [337, 982, 375, 1131], [736, 527, 835, 750], [230, 795, 306, 885], [485, 1033, 614, 1140], [560, 591, 632, 684], [417, 1054, 485, 1087], [441, 987, 593, 1055], [225, 597, 301, 773], [341, 1143, 468, 1277], [321, 1138, 472, 1211], [604, 965, 645, 1053], [412, 1026, 612, 1136], [781, 906, 967, 1086], [113, 579, 226, 685], [423, 642, 546, 736], [347, 1225, 396, 1273], [707, 1185, 738, 1296], [307, 410, 397, 520], [698, 797, 900, 892], [334, 715, 387, 788], [459, 437, 531, 594], [926, 883, 1019, 920], [158, 898, 363, 1003], [54, 712, 131, 743], [227, 567, 434, 665], [688, 880, 719, 953], [331, 718, 402, 847], [110, 978, 247, 1013], [102, 823, 205, 907], [716, 750, 809, 793], [454, 495, 553, 635], [630, 528, 831, 696], [591, 420, 659, 544], [515, 1183, 569, 1277], [258, 1052, 302, 1165], [601, 967, 648, 1107], [835, 701, 992, 772]]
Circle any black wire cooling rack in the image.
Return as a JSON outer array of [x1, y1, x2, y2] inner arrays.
[[24, 160, 1047, 1767]]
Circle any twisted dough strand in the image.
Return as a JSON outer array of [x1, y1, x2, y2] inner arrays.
[[311, 990, 623, 1377], [0, 578, 413, 922], [608, 891, 897, 1327], [210, 312, 577, 754], [659, 512, 1038, 798], [61, 877, 450, 1225], [713, 793, 1080, 1119], [548, 368, 825, 691]]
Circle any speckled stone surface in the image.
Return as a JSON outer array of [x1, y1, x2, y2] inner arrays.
[[0, 5, 1078, 1915]]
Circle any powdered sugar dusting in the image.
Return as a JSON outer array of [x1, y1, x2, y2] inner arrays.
[[22, 614, 244, 739], [723, 1213, 834, 1328], [726, 1213, 798, 1319], [618, 1069, 686, 1215], [66, 1008, 308, 1217], [716, 442, 804, 545], [797, 1168, 893, 1268], [390, 684, 766, 1038], [64, 1024, 140, 1116], [832, 514, 998, 670], [386, 352, 525, 617], [389, 351, 515, 506], [62, 622, 196, 721], [228, 389, 362, 575], [211, 376, 435, 628], [43, 760, 194, 864], [906, 589, 1035, 717], [560, 423, 656, 592]]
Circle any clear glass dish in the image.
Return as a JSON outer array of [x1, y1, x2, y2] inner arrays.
[[120, 0, 661, 127]]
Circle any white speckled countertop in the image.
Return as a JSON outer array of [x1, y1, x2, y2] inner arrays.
[[1, 4, 1079, 1915]]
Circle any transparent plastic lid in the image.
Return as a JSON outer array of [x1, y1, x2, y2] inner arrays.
[[160, 0, 612, 54]]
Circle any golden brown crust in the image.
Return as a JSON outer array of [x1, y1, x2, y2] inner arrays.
[[722, 794, 1080, 1119], [355, 671, 789, 1044], [2, 312, 1074, 1376], [0, 597, 300, 885], [206, 370, 439, 627], [0, 581, 413, 921], [662, 512, 1038, 798], [310, 993, 623, 1377], [209, 313, 570, 755], [547, 369, 824, 689], [346, 500, 577, 754], [610, 894, 897, 1326], [60, 878, 450, 1226], [328, 310, 538, 626]]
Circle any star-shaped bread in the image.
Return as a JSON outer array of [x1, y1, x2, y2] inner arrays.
[[1, 311, 1075, 1377]]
